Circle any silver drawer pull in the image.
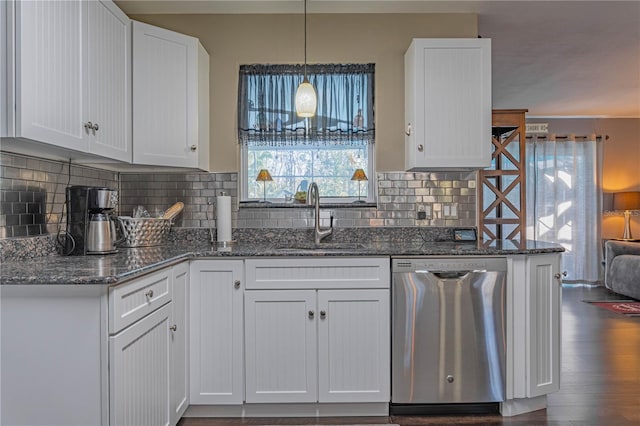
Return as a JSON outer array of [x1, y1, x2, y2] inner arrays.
[[169, 324, 177, 332], [145, 289, 154, 299]]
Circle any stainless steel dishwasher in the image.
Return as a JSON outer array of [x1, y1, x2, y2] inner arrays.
[[391, 257, 507, 414]]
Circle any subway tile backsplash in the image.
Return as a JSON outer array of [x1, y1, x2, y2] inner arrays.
[[0, 152, 118, 238], [1, 151, 477, 242]]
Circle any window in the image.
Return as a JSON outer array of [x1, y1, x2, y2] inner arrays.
[[238, 64, 375, 203]]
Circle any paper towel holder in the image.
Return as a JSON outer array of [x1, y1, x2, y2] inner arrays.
[[215, 191, 236, 250], [206, 194, 237, 250]]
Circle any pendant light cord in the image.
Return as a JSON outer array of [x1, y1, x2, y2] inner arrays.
[[303, 0, 308, 79]]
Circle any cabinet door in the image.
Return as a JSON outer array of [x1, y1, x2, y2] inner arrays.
[[317, 289, 390, 403], [110, 303, 171, 426], [527, 254, 562, 397], [245, 290, 317, 403], [189, 260, 244, 405], [85, 0, 131, 162], [171, 262, 189, 422], [132, 21, 204, 168], [405, 38, 491, 170], [1, 0, 9, 138], [15, 0, 86, 151]]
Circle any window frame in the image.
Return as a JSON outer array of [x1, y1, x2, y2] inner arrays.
[[240, 140, 376, 204]]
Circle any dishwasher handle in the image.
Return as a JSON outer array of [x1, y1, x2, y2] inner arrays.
[[417, 269, 487, 279], [430, 271, 470, 279]]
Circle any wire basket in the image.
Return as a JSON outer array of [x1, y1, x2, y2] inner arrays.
[[117, 217, 173, 248]]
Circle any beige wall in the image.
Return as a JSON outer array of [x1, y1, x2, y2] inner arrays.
[[528, 118, 640, 239], [129, 13, 478, 172]]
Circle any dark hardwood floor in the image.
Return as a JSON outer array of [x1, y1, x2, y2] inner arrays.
[[179, 285, 640, 426]]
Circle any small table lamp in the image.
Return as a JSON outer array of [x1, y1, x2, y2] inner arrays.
[[256, 169, 273, 203], [613, 191, 640, 240], [351, 168, 368, 203]]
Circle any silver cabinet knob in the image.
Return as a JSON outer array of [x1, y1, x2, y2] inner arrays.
[[417, 144, 424, 152], [554, 271, 568, 279], [405, 123, 412, 136], [190, 145, 197, 152], [308, 310, 315, 319], [84, 122, 99, 131], [234, 280, 241, 289], [169, 324, 177, 332], [320, 310, 326, 319], [145, 289, 154, 298]]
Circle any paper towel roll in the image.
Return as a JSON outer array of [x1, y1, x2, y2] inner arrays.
[[216, 194, 232, 242]]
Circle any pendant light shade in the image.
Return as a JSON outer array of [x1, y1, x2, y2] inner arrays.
[[295, 0, 316, 117], [295, 77, 316, 117]]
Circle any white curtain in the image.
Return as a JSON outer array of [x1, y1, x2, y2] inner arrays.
[[526, 135, 602, 283]]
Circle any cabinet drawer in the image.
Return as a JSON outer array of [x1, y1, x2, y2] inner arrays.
[[109, 268, 172, 334], [245, 257, 390, 290]]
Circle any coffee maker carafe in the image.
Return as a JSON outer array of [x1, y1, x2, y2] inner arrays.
[[66, 186, 120, 255]]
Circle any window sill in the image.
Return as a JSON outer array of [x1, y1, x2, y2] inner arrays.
[[240, 201, 377, 209]]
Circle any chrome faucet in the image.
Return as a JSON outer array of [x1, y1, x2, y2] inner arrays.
[[307, 182, 333, 244]]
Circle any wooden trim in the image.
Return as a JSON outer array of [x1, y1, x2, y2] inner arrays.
[[479, 110, 527, 241]]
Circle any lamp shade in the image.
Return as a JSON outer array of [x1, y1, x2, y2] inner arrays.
[[613, 191, 640, 211], [351, 168, 368, 181], [295, 78, 317, 117], [256, 169, 273, 182]]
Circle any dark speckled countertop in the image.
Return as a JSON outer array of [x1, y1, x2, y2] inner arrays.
[[0, 239, 563, 286]]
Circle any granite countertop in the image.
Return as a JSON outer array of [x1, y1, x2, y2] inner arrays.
[[0, 238, 564, 286]]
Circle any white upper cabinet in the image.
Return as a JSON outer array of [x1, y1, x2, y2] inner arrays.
[[85, 0, 132, 162], [405, 38, 491, 170], [8, 0, 131, 162], [132, 21, 210, 170]]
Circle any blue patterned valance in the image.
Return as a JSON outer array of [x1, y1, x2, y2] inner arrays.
[[238, 63, 375, 147]]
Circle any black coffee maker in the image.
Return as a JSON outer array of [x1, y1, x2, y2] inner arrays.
[[66, 186, 119, 255]]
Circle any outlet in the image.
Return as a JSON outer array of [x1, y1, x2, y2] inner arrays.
[[443, 203, 458, 218], [416, 203, 431, 221]]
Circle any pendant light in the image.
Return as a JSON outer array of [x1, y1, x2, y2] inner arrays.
[[295, 0, 316, 117]]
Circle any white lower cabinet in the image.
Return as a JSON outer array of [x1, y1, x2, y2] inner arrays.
[[108, 261, 188, 426], [244, 290, 318, 403], [503, 253, 562, 416], [244, 257, 391, 405], [189, 260, 244, 405], [110, 303, 172, 426], [171, 262, 190, 423], [317, 289, 390, 403], [526, 254, 562, 397]]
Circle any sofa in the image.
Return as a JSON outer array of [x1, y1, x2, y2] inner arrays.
[[604, 240, 640, 300]]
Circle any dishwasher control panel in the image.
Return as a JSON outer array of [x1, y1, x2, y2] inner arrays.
[[392, 257, 507, 273]]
